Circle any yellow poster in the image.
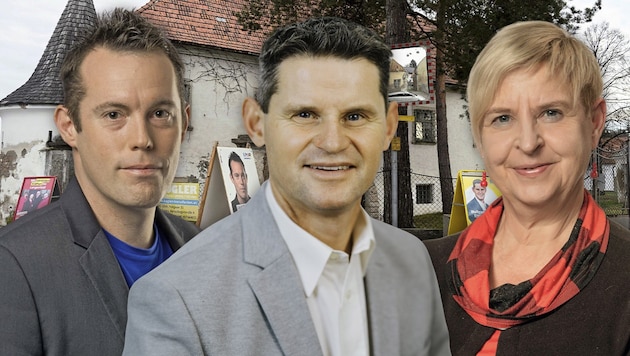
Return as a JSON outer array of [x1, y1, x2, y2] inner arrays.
[[448, 170, 501, 234], [159, 182, 200, 223]]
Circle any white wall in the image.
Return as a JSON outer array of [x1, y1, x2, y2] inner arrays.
[[174, 46, 260, 183], [0, 105, 57, 223]]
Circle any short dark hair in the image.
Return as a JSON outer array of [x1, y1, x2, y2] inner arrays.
[[228, 151, 245, 175], [472, 179, 483, 188], [256, 17, 391, 113], [60, 8, 186, 132]]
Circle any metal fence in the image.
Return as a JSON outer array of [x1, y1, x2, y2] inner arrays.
[[369, 171, 451, 230], [368, 161, 630, 231], [591, 137, 630, 217]]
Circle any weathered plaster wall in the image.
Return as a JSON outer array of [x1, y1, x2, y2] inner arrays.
[[0, 106, 57, 224], [175, 46, 261, 187]]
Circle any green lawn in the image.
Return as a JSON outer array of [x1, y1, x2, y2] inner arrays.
[[596, 191, 626, 216], [413, 212, 443, 230]]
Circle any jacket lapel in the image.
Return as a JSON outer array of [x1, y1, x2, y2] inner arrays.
[[61, 178, 129, 341], [365, 234, 399, 355], [154, 208, 188, 251], [79, 231, 129, 341], [241, 184, 323, 356]]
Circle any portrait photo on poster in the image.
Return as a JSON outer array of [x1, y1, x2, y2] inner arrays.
[[463, 174, 500, 224], [14, 176, 59, 221], [217, 147, 261, 214]]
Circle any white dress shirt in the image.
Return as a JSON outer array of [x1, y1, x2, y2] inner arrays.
[[265, 184, 375, 356]]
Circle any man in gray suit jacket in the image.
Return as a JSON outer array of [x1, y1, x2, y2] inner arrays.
[[0, 9, 199, 356], [124, 17, 450, 356]]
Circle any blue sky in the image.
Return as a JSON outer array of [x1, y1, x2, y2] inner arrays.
[[1, 0, 629, 99]]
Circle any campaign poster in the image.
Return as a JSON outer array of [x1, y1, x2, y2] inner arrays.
[[14, 176, 59, 220], [217, 147, 260, 214], [448, 170, 501, 234], [159, 182, 200, 223], [462, 174, 500, 224]]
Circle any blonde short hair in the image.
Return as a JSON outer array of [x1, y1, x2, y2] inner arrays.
[[467, 21, 602, 146]]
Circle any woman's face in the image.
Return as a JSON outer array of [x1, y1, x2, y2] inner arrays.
[[477, 65, 605, 210]]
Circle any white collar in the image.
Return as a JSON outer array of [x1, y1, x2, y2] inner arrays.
[[265, 183, 375, 297]]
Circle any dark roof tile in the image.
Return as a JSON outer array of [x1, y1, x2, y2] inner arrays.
[[0, 0, 97, 106]]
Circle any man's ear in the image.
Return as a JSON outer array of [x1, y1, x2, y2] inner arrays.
[[382, 101, 400, 151], [54, 105, 78, 148], [181, 104, 191, 142], [242, 97, 265, 147]]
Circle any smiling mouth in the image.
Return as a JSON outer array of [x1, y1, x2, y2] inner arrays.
[[519, 164, 545, 170], [514, 163, 550, 175], [308, 165, 351, 171]]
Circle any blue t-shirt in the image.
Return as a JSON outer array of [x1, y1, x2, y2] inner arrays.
[[104, 224, 173, 287]]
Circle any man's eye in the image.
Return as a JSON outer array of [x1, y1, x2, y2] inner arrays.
[[347, 113, 361, 122], [106, 112, 121, 120], [297, 112, 311, 119], [154, 110, 172, 119]]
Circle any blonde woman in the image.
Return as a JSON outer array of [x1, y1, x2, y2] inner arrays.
[[425, 21, 630, 355]]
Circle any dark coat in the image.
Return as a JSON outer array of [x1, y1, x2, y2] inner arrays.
[[0, 178, 200, 356], [424, 220, 630, 356]]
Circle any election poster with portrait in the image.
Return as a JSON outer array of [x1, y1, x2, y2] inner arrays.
[[14, 176, 61, 221], [217, 147, 261, 214], [448, 170, 501, 234], [197, 144, 261, 229], [159, 181, 200, 223]]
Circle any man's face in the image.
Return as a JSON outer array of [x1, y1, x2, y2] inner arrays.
[[251, 56, 397, 221], [57, 47, 187, 214], [473, 183, 486, 201], [230, 160, 248, 201]]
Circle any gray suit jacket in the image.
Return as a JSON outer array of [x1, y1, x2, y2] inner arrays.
[[124, 182, 450, 355], [0, 178, 200, 356]]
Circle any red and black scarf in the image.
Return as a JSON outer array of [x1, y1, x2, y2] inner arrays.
[[447, 190, 609, 330]]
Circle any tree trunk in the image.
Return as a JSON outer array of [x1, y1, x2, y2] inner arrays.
[[434, 0, 454, 215], [383, 0, 414, 227], [435, 69, 454, 214]]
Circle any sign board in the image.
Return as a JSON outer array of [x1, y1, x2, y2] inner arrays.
[[197, 145, 261, 229], [159, 182, 200, 223], [391, 137, 401, 151], [217, 147, 261, 214], [447, 170, 501, 234], [14, 176, 61, 220]]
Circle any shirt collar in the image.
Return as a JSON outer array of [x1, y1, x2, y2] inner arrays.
[[265, 184, 375, 297]]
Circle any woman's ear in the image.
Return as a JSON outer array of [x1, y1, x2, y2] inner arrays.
[[590, 98, 606, 149], [54, 105, 78, 148], [242, 97, 266, 147]]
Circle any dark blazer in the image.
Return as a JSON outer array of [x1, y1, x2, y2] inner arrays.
[[124, 182, 451, 356], [231, 194, 250, 213], [0, 178, 200, 356], [424, 220, 630, 356]]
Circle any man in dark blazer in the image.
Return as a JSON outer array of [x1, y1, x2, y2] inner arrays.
[[124, 17, 450, 356], [0, 9, 199, 356]]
